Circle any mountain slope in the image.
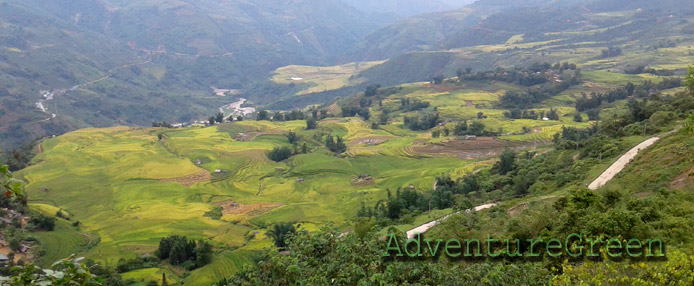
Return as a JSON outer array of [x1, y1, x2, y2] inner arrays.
[[341, 0, 475, 18], [0, 0, 387, 148], [344, 0, 694, 61]]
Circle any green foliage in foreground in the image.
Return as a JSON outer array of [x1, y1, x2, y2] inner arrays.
[[0, 148, 27, 205], [0, 256, 103, 285], [555, 250, 694, 286], [220, 226, 551, 286], [687, 66, 694, 96], [266, 222, 297, 250]]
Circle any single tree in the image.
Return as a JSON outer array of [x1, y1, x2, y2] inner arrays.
[[335, 136, 347, 153], [266, 222, 297, 250], [456, 68, 464, 82], [573, 113, 583, 122], [432, 74, 445, 85], [469, 121, 485, 136], [365, 84, 381, 97], [274, 112, 284, 121], [257, 110, 269, 121], [687, 66, 694, 96], [286, 131, 298, 144], [306, 118, 317, 130], [497, 149, 516, 175]]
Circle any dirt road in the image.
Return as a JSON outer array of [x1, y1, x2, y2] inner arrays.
[[406, 203, 497, 239], [588, 137, 661, 190]]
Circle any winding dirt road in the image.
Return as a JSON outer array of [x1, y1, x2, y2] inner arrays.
[[406, 203, 498, 239], [588, 137, 661, 190]]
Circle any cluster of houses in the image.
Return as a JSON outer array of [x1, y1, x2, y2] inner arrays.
[[0, 208, 34, 261]]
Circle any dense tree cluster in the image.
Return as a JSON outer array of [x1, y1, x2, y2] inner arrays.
[[623, 65, 676, 76], [432, 74, 445, 85], [324, 135, 346, 154], [151, 121, 173, 128], [156, 235, 213, 270], [341, 107, 370, 120], [219, 226, 551, 286], [0, 141, 36, 171], [403, 113, 440, 131], [576, 79, 683, 112], [600, 46, 622, 58], [499, 71, 581, 108], [364, 84, 381, 97], [453, 120, 486, 136], [29, 214, 55, 231], [265, 222, 296, 249], [457, 62, 578, 87], [305, 118, 317, 130], [267, 146, 293, 162], [400, 98, 430, 111], [256, 110, 269, 120], [274, 110, 307, 121], [504, 109, 542, 120], [116, 256, 160, 273]]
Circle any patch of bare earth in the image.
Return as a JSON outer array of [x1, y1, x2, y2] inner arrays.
[[414, 137, 537, 160], [671, 167, 694, 190], [160, 168, 211, 187], [349, 136, 393, 146], [234, 129, 286, 142], [215, 201, 284, 216], [351, 175, 375, 187], [0, 241, 29, 263]]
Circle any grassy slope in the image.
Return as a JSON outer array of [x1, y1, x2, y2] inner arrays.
[[271, 61, 385, 95], [17, 46, 669, 283], [17, 119, 478, 284]]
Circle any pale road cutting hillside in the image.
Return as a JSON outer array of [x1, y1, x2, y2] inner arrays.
[[406, 203, 497, 239], [588, 137, 661, 190]]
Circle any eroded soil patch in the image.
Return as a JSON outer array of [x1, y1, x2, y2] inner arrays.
[[215, 201, 284, 216], [349, 136, 393, 146], [414, 137, 538, 160], [671, 167, 694, 190], [160, 168, 211, 187]]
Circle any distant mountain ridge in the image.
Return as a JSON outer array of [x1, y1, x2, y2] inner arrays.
[[0, 0, 389, 148], [341, 0, 476, 18], [342, 0, 694, 61]]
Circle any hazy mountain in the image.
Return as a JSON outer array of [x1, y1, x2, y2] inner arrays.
[[341, 0, 476, 18], [0, 0, 388, 148], [343, 0, 694, 61]]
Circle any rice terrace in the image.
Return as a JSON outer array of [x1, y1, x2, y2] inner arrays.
[[2, 0, 694, 285]]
